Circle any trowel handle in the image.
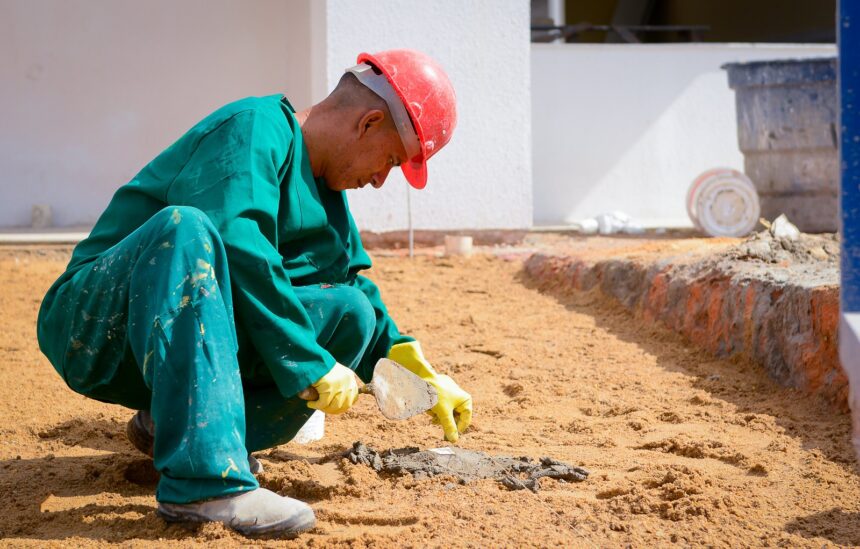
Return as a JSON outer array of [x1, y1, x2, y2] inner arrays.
[[297, 387, 318, 401], [297, 384, 373, 401]]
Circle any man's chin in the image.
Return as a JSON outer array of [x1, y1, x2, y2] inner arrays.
[[322, 178, 348, 192]]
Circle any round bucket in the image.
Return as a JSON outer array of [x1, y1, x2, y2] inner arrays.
[[723, 58, 837, 233], [687, 168, 760, 237]]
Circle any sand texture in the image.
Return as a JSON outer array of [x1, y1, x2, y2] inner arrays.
[[1, 244, 859, 547]]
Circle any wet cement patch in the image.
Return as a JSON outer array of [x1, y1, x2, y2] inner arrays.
[[346, 441, 589, 492]]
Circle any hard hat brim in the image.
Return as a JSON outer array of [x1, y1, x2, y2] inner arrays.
[[401, 157, 427, 190], [359, 51, 429, 190]]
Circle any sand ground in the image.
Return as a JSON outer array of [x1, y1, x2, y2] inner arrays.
[[1, 243, 859, 547]]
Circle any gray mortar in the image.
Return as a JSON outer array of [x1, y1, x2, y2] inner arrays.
[[732, 231, 838, 266], [346, 442, 589, 492], [595, 231, 838, 312], [719, 230, 839, 289]]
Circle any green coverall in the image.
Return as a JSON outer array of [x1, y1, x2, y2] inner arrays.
[[37, 95, 413, 504]]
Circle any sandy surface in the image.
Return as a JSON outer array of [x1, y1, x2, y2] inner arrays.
[[1, 243, 859, 547]]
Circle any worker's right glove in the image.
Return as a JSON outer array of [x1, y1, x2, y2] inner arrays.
[[306, 363, 358, 415], [388, 341, 473, 442]]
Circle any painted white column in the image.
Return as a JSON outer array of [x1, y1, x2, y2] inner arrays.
[[320, 0, 533, 232], [548, 0, 565, 26]]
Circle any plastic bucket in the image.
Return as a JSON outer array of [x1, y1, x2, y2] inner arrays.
[[723, 58, 837, 233]]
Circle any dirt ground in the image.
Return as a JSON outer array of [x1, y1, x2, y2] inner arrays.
[[2, 242, 860, 547]]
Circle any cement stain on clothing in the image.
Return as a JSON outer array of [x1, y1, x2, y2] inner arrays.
[[221, 457, 241, 479]]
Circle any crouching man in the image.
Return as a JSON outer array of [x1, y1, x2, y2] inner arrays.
[[37, 49, 472, 538]]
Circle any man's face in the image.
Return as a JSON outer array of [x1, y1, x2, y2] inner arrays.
[[324, 110, 408, 192]]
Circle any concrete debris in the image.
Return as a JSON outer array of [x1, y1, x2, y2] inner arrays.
[[769, 214, 800, 242], [345, 442, 589, 492], [574, 211, 645, 235], [576, 218, 599, 235], [734, 227, 837, 267]]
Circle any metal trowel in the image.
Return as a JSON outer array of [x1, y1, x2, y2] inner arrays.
[[297, 358, 438, 420]]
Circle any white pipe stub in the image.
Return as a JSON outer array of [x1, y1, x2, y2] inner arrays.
[[444, 235, 473, 256]]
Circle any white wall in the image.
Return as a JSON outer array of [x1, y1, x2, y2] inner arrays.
[[532, 43, 837, 227], [323, 0, 533, 232], [10, 4, 818, 233], [0, 0, 312, 228]]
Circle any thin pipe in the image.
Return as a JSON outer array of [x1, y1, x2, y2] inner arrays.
[[407, 185, 414, 258]]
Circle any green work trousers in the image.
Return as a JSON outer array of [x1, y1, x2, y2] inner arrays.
[[37, 206, 376, 503]]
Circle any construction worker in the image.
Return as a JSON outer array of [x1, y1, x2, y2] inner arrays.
[[36, 49, 472, 538]]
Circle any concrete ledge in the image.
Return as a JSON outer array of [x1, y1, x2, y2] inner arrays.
[[524, 234, 846, 410], [0, 228, 530, 248], [0, 232, 89, 244], [360, 229, 529, 249]]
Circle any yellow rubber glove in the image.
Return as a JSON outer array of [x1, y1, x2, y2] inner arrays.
[[388, 341, 472, 442], [306, 363, 359, 415]]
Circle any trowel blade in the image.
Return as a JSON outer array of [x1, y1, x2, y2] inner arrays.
[[370, 358, 438, 420]]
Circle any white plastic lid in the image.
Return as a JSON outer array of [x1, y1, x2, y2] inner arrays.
[[293, 410, 325, 444], [687, 168, 760, 237]]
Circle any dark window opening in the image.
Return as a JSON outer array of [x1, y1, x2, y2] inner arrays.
[[532, 0, 836, 44]]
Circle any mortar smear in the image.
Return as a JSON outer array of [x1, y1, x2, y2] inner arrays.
[[346, 441, 589, 492]]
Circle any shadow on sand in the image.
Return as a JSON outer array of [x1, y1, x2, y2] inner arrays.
[[2, 414, 348, 542], [785, 508, 860, 547], [516, 270, 857, 471]]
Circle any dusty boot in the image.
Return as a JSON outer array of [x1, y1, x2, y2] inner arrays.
[[126, 410, 264, 474], [157, 488, 315, 538], [247, 454, 264, 474], [126, 410, 156, 457]]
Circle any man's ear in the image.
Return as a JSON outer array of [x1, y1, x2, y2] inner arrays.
[[357, 109, 386, 138]]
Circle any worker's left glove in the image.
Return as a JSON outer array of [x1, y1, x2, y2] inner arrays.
[[388, 341, 472, 442]]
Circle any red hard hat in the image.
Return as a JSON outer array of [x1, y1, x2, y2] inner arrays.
[[357, 49, 457, 190]]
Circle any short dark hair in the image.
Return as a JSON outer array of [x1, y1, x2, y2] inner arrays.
[[330, 71, 389, 112]]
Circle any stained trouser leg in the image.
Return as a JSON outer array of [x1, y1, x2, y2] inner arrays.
[[42, 206, 258, 503], [242, 284, 376, 452]]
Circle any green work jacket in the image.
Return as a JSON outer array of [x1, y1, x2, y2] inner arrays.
[[50, 94, 410, 398]]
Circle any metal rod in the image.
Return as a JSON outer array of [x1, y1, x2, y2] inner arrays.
[[531, 23, 709, 43], [531, 24, 710, 32], [407, 184, 414, 258]]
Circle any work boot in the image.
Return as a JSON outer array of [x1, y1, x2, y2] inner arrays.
[[157, 488, 315, 538], [126, 410, 264, 474]]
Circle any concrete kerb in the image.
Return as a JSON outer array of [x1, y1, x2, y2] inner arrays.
[[523, 241, 846, 411], [0, 231, 90, 244]]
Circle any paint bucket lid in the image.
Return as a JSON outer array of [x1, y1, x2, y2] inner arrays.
[[687, 168, 760, 237]]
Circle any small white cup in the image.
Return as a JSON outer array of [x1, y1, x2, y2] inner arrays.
[[444, 235, 473, 256]]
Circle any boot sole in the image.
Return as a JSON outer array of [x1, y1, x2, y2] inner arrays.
[[157, 504, 316, 538]]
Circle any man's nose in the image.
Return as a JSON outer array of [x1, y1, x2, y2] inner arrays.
[[371, 166, 392, 189]]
